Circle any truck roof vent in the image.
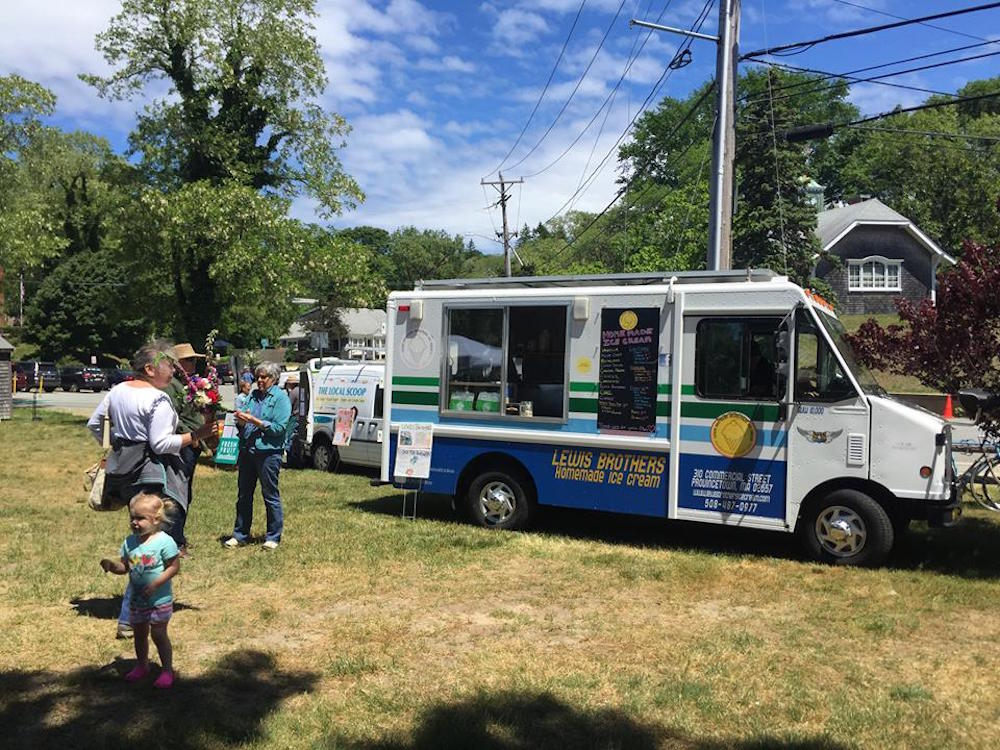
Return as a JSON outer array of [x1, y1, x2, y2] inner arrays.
[[847, 433, 866, 467]]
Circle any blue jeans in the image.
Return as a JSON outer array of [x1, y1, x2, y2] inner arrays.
[[234, 450, 283, 543]]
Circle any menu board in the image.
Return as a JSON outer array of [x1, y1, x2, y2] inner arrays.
[[598, 307, 659, 434]]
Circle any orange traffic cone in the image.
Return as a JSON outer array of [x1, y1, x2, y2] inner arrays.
[[942, 394, 954, 419]]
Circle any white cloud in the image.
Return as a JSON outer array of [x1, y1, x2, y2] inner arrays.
[[416, 55, 477, 73], [491, 9, 550, 48]]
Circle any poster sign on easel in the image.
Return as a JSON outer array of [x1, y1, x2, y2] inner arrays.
[[393, 423, 433, 479], [333, 407, 355, 446]]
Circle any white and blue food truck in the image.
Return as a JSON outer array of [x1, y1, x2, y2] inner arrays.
[[379, 271, 958, 566]]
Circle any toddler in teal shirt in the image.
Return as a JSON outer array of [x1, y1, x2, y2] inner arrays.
[[101, 491, 181, 688]]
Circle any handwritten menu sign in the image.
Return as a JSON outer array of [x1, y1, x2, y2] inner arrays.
[[598, 307, 659, 434]]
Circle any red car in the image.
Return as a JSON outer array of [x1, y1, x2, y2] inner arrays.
[[12, 365, 28, 392]]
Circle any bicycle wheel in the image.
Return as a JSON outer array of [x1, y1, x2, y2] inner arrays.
[[971, 454, 1000, 512]]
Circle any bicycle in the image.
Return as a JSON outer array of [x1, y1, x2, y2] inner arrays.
[[955, 438, 1000, 512], [954, 390, 1000, 512]]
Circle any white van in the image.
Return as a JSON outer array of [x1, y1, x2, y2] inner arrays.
[[380, 270, 958, 567], [298, 363, 385, 471]]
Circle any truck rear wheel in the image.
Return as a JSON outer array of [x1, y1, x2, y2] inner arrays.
[[311, 440, 336, 472], [466, 469, 534, 530], [798, 489, 893, 567]]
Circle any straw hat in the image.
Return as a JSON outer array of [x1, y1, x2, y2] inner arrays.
[[172, 342, 206, 360]]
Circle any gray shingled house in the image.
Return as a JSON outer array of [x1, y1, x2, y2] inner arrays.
[[813, 198, 955, 315]]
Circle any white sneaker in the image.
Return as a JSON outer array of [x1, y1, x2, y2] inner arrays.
[[262, 540, 279, 551], [223, 537, 244, 549]]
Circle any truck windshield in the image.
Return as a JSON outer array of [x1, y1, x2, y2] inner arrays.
[[814, 309, 885, 396]]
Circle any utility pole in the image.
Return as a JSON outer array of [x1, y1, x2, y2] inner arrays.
[[632, 0, 740, 271], [481, 173, 523, 277]]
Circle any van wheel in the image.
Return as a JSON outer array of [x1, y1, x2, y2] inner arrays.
[[311, 441, 336, 472], [466, 469, 534, 530], [798, 489, 893, 567]]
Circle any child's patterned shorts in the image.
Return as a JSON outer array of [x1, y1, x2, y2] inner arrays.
[[129, 602, 173, 625]]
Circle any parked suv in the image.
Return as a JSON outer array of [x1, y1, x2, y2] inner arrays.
[[15, 361, 60, 392], [106, 367, 134, 386], [61, 365, 108, 392]]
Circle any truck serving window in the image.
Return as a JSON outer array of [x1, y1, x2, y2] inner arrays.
[[795, 309, 857, 402], [695, 317, 781, 401], [445, 305, 567, 419]]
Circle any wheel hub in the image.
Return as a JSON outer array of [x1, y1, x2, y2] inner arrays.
[[816, 505, 867, 557], [480, 482, 515, 523]]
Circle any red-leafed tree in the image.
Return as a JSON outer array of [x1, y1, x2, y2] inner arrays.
[[846, 240, 1000, 436]]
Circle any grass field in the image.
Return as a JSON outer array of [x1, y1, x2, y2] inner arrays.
[[2, 409, 999, 750]]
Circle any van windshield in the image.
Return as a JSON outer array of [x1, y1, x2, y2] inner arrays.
[[814, 309, 885, 396]]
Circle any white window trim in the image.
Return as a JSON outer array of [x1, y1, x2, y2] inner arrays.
[[848, 255, 902, 292]]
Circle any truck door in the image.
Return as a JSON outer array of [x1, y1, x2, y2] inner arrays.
[[785, 307, 869, 523], [677, 315, 789, 527]]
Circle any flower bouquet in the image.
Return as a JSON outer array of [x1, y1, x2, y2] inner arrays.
[[179, 330, 224, 449]]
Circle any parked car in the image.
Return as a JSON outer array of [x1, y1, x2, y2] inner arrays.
[[215, 362, 235, 384], [60, 365, 108, 392], [11, 364, 27, 392], [15, 360, 60, 392], [105, 367, 134, 386]]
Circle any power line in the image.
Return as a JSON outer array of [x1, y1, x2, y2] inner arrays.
[[540, 0, 715, 220], [740, 2, 1000, 60], [740, 38, 1000, 104], [483, 0, 588, 179], [830, 0, 991, 43], [848, 125, 1000, 142], [783, 89, 1000, 141], [545, 82, 716, 266], [849, 89, 1000, 126], [522, 0, 679, 179], [503, 0, 630, 174], [746, 48, 1000, 108]]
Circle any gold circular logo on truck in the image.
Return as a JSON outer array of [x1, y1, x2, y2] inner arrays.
[[618, 310, 638, 330], [710, 412, 757, 458]]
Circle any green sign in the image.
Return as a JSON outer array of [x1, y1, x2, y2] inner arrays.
[[214, 413, 240, 465]]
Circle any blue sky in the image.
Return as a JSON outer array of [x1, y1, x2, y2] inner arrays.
[[3, 1, 999, 256]]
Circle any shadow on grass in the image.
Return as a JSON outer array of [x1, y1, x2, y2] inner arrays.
[[889, 513, 1000, 579], [352, 495, 1000, 579], [325, 690, 847, 750], [0, 650, 318, 750], [70, 596, 200, 620], [351, 493, 798, 561]]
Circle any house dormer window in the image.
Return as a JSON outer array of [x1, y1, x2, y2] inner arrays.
[[848, 256, 901, 291]]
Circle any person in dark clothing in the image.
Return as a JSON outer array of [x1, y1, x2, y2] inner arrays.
[[163, 342, 209, 552], [748, 340, 776, 398]]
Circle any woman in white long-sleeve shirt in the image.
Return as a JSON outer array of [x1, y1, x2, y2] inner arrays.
[[88, 341, 215, 638]]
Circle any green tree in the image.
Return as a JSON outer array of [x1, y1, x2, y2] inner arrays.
[[85, 0, 362, 213], [0, 75, 67, 269], [838, 104, 1000, 250], [82, 0, 366, 342], [733, 68, 824, 285], [383, 227, 477, 291], [24, 249, 150, 361]]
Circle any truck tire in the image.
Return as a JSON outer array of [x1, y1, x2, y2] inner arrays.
[[311, 439, 336, 472], [798, 489, 894, 567], [466, 469, 534, 530]]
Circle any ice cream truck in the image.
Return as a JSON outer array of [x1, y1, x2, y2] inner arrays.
[[379, 270, 959, 566]]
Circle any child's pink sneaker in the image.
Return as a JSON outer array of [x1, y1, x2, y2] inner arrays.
[[153, 669, 174, 689], [124, 665, 149, 683]]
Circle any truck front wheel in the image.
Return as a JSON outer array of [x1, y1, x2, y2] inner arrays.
[[466, 469, 534, 530], [798, 489, 893, 567]]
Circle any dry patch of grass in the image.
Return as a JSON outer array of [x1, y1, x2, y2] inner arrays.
[[2, 409, 1000, 749]]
